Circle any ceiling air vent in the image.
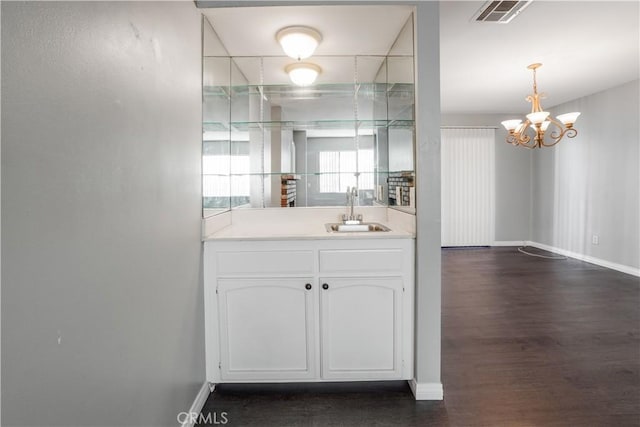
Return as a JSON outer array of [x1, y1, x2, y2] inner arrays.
[[472, 0, 532, 24]]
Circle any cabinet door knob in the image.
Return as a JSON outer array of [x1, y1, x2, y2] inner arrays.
[[322, 283, 329, 290], [305, 283, 312, 290]]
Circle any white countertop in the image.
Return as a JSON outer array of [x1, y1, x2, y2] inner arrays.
[[205, 222, 414, 241], [203, 207, 416, 241]]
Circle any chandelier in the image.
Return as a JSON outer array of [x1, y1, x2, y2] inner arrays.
[[501, 63, 580, 149]]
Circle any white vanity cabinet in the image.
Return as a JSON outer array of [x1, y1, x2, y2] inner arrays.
[[217, 277, 317, 381], [319, 277, 403, 380], [204, 238, 414, 384]]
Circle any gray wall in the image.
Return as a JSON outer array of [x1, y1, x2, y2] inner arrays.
[[0, 3, 3, 422], [2, 2, 205, 426], [444, 79, 640, 271], [531, 79, 640, 269], [414, 1, 441, 388], [441, 114, 532, 242]]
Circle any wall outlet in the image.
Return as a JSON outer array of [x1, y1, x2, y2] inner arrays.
[[592, 235, 599, 245]]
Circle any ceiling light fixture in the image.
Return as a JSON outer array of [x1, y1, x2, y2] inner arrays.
[[285, 62, 321, 86], [501, 63, 580, 149], [276, 26, 322, 60]]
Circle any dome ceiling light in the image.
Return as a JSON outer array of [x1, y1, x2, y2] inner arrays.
[[285, 62, 322, 87], [276, 26, 322, 60], [277, 25, 323, 86]]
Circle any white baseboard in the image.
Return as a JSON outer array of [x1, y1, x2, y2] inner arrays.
[[526, 241, 640, 277], [408, 379, 443, 400], [492, 241, 526, 247], [181, 382, 212, 427]]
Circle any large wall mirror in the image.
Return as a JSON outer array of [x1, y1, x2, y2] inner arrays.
[[202, 7, 415, 218]]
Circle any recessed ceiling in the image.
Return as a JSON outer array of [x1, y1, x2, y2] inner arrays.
[[202, 5, 413, 89], [201, 5, 414, 57]]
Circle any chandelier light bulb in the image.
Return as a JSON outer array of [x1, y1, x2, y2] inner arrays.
[[556, 112, 581, 126], [285, 62, 321, 86], [501, 119, 522, 131], [526, 111, 550, 125], [276, 26, 322, 60]]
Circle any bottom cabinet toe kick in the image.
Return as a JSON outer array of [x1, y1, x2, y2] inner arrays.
[[204, 238, 415, 384]]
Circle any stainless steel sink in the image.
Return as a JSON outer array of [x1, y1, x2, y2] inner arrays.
[[325, 222, 391, 233]]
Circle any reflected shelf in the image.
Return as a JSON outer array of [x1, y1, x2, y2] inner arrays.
[[202, 170, 414, 177], [203, 118, 415, 135], [202, 54, 414, 59], [387, 83, 415, 95], [203, 121, 231, 132], [204, 82, 415, 95], [204, 86, 231, 97], [227, 119, 414, 132], [221, 82, 414, 99]]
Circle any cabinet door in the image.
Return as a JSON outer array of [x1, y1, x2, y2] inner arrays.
[[319, 277, 403, 380], [218, 278, 316, 381]]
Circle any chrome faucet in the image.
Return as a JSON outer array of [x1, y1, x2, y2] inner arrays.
[[342, 186, 363, 224]]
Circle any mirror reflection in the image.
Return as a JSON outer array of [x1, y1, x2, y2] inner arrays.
[[202, 18, 231, 216], [202, 10, 415, 217]]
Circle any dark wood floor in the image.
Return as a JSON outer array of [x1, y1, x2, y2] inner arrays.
[[198, 247, 640, 426]]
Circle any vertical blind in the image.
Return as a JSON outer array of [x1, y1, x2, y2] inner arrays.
[[441, 128, 496, 247], [318, 150, 374, 193]]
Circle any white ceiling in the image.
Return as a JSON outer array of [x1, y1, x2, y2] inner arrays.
[[201, 2, 640, 114], [202, 5, 414, 57], [440, 1, 640, 114], [202, 5, 413, 85]]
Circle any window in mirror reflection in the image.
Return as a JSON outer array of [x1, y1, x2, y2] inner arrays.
[[318, 150, 374, 194], [203, 141, 252, 210], [202, 140, 230, 215]]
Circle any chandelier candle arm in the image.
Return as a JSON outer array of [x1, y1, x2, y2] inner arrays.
[[500, 63, 580, 149]]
